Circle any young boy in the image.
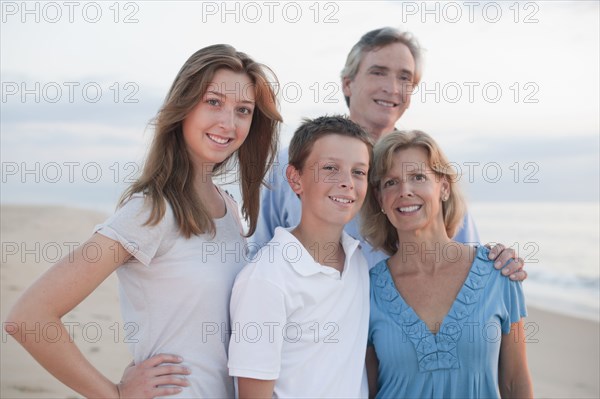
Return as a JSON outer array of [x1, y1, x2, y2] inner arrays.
[[227, 115, 373, 398]]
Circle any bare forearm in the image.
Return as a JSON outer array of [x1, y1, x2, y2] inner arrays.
[[7, 316, 118, 398], [238, 377, 275, 399], [5, 235, 131, 398], [499, 321, 533, 399], [499, 377, 533, 399], [365, 346, 379, 399]]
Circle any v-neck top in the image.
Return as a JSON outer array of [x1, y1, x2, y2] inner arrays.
[[368, 245, 527, 399]]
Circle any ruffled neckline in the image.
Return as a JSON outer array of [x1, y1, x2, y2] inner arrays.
[[371, 245, 493, 372]]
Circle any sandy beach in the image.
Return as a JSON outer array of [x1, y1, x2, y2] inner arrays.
[[1, 204, 598, 398]]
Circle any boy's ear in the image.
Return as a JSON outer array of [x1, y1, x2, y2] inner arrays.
[[286, 164, 303, 196]]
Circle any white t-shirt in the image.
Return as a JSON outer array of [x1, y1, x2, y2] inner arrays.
[[95, 189, 246, 398], [228, 227, 370, 398]]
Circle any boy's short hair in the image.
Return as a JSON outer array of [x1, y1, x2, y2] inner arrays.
[[288, 115, 374, 172]]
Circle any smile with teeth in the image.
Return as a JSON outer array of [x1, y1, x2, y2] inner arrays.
[[207, 133, 232, 145], [329, 196, 354, 204], [397, 205, 421, 213], [374, 100, 398, 107]]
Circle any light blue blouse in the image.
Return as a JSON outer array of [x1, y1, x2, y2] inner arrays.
[[368, 245, 527, 399]]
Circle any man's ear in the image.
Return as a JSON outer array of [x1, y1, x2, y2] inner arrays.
[[286, 164, 303, 196], [342, 76, 353, 98], [405, 85, 412, 110]]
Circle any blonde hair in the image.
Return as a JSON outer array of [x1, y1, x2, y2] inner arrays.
[[361, 130, 465, 255], [120, 44, 281, 238]]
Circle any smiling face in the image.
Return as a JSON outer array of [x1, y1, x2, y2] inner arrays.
[[342, 42, 416, 140], [378, 146, 449, 236], [287, 134, 370, 229], [182, 68, 255, 171]]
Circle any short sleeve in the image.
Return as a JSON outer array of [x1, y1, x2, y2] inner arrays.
[[228, 274, 287, 380], [93, 195, 175, 266], [501, 280, 528, 334], [453, 210, 480, 245]]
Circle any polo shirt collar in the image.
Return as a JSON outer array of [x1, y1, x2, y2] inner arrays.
[[273, 227, 361, 278]]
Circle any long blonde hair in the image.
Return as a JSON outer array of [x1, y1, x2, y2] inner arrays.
[[120, 44, 281, 237]]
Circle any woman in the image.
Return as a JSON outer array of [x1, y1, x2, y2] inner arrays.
[[362, 130, 533, 398], [5, 44, 281, 398]]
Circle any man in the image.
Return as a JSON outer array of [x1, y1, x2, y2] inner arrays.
[[251, 27, 525, 277]]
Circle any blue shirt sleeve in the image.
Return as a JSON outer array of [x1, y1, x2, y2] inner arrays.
[[501, 280, 528, 334], [453, 210, 480, 245], [249, 149, 301, 258]]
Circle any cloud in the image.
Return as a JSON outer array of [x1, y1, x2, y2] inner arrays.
[[447, 136, 599, 202], [1, 2, 598, 207]]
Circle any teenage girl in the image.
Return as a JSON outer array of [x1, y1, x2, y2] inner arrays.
[[5, 44, 281, 398]]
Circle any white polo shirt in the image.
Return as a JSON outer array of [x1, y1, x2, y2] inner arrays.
[[228, 227, 369, 398]]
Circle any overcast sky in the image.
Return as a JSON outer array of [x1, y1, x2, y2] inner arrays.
[[1, 1, 598, 210]]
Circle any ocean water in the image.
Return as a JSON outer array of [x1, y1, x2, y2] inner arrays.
[[3, 184, 598, 322], [470, 202, 600, 322]]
